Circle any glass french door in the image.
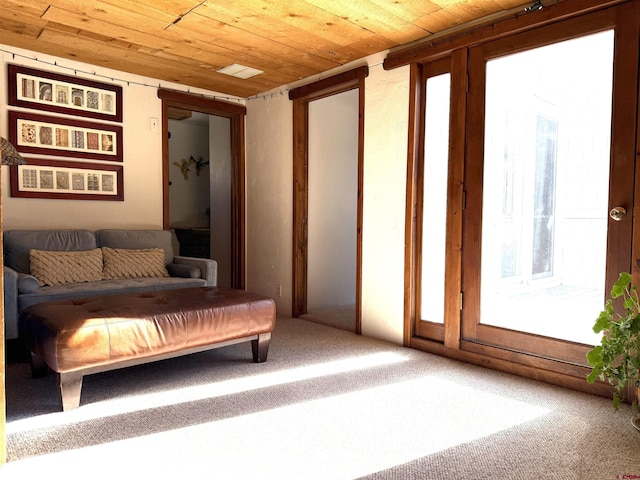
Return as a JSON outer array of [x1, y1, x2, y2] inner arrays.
[[461, 8, 638, 365]]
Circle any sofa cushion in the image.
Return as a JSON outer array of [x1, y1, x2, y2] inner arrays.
[[4, 229, 97, 273], [96, 229, 175, 264], [102, 247, 169, 280], [18, 277, 207, 312], [30, 248, 103, 286]]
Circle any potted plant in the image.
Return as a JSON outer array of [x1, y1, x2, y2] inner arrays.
[[586, 272, 640, 430]]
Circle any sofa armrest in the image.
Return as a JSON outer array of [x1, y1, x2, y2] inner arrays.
[[18, 272, 40, 293], [4, 266, 19, 340], [173, 256, 217, 286], [166, 263, 201, 279]]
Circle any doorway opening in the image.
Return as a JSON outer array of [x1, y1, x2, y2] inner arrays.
[[290, 66, 368, 334], [158, 89, 246, 289]]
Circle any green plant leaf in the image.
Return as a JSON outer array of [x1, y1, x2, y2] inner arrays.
[[612, 272, 632, 298], [624, 296, 637, 311], [586, 369, 600, 384], [613, 394, 621, 410], [586, 346, 603, 367], [593, 309, 612, 334]]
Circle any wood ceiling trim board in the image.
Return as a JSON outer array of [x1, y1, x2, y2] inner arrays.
[[41, 7, 237, 68], [165, 24, 331, 82], [42, 0, 339, 78], [240, 0, 377, 45], [441, 1, 506, 23], [46, 0, 173, 31], [0, 1, 50, 19], [32, 29, 267, 97], [367, 0, 443, 19], [412, 8, 468, 32], [42, 6, 171, 47], [195, 1, 373, 60], [99, 0, 205, 18], [0, 9, 47, 38], [40, 4, 321, 85], [490, 0, 530, 9], [428, 0, 521, 24], [346, 35, 397, 55], [169, 18, 345, 76], [173, 13, 341, 72], [148, 46, 298, 88], [306, 0, 430, 43]]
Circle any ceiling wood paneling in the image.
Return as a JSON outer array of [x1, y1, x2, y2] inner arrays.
[[0, 0, 529, 98]]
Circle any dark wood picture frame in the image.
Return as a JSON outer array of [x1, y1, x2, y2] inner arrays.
[[8, 111, 123, 162], [8, 64, 123, 122], [10, 158, 124, 201]]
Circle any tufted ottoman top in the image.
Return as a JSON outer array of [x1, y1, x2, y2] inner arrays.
[[19, 287, 276, 373]]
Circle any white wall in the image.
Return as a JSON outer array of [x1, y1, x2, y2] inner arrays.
[[246, 55, 409, 344], [360, 62, 410, 344], [0, 45, 242, 230], [168, 117, 210, 228], [245, 95, 293, 313], [307, 89, 358, 310]]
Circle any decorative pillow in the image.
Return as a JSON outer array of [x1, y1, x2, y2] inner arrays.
[[102, 247, 169, 280], [29, 248, 104, 287]]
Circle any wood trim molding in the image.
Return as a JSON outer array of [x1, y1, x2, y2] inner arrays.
[[292, 98, 309, 318], [289, 65, 369, 101], [403, 63, 423, 347], [158, 89, 247, 116], [442, 49, 467, 351], [291, 66, 368, 330], [410, 335, 616, 400]]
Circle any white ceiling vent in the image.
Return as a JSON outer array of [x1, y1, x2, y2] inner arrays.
[[217, 63, 263, 79]]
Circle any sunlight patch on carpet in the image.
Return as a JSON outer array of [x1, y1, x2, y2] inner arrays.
[[4, 376, 552, 479], [6, 351, 409, 434]]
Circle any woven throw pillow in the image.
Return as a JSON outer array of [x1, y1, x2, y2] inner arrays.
[[29, 248, 103, 287], [102, 247, 169, 280]]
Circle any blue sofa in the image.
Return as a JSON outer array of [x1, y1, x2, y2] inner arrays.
[[3, 229, 218, 340]]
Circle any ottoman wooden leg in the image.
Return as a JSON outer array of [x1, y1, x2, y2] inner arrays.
[[251, 332, 271, 363], [59, 371, 84, 411]]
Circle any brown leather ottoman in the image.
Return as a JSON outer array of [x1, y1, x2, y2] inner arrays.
[[19, 287, 276, 411]]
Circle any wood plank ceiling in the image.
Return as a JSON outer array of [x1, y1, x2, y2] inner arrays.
[[0, 0, 529, 98]]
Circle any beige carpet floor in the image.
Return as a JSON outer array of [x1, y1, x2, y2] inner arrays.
[[2, 316, 639, 479], [301, 304, 356, 332]]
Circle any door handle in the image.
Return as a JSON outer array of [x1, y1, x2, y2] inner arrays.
[[609, 206, 627, 221]]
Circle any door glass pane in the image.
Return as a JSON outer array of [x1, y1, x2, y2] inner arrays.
[[420, 73, 450, 323], [480, 30, 614, 345]]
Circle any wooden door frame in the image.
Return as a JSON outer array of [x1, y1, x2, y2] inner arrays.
[[289, 66, 368, 334], [158, 89, 247, 289]]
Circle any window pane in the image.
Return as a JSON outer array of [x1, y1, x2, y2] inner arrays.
[[420, 73, 451, 323]]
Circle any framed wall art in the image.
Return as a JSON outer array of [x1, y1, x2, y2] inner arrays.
[[8, 111, 123, 162], [8, 64, 123, 122], [10, 158, 124, 201]]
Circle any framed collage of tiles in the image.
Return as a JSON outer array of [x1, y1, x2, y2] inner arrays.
[[7, 64, 124, 200], [10, 158, 123, 201]]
